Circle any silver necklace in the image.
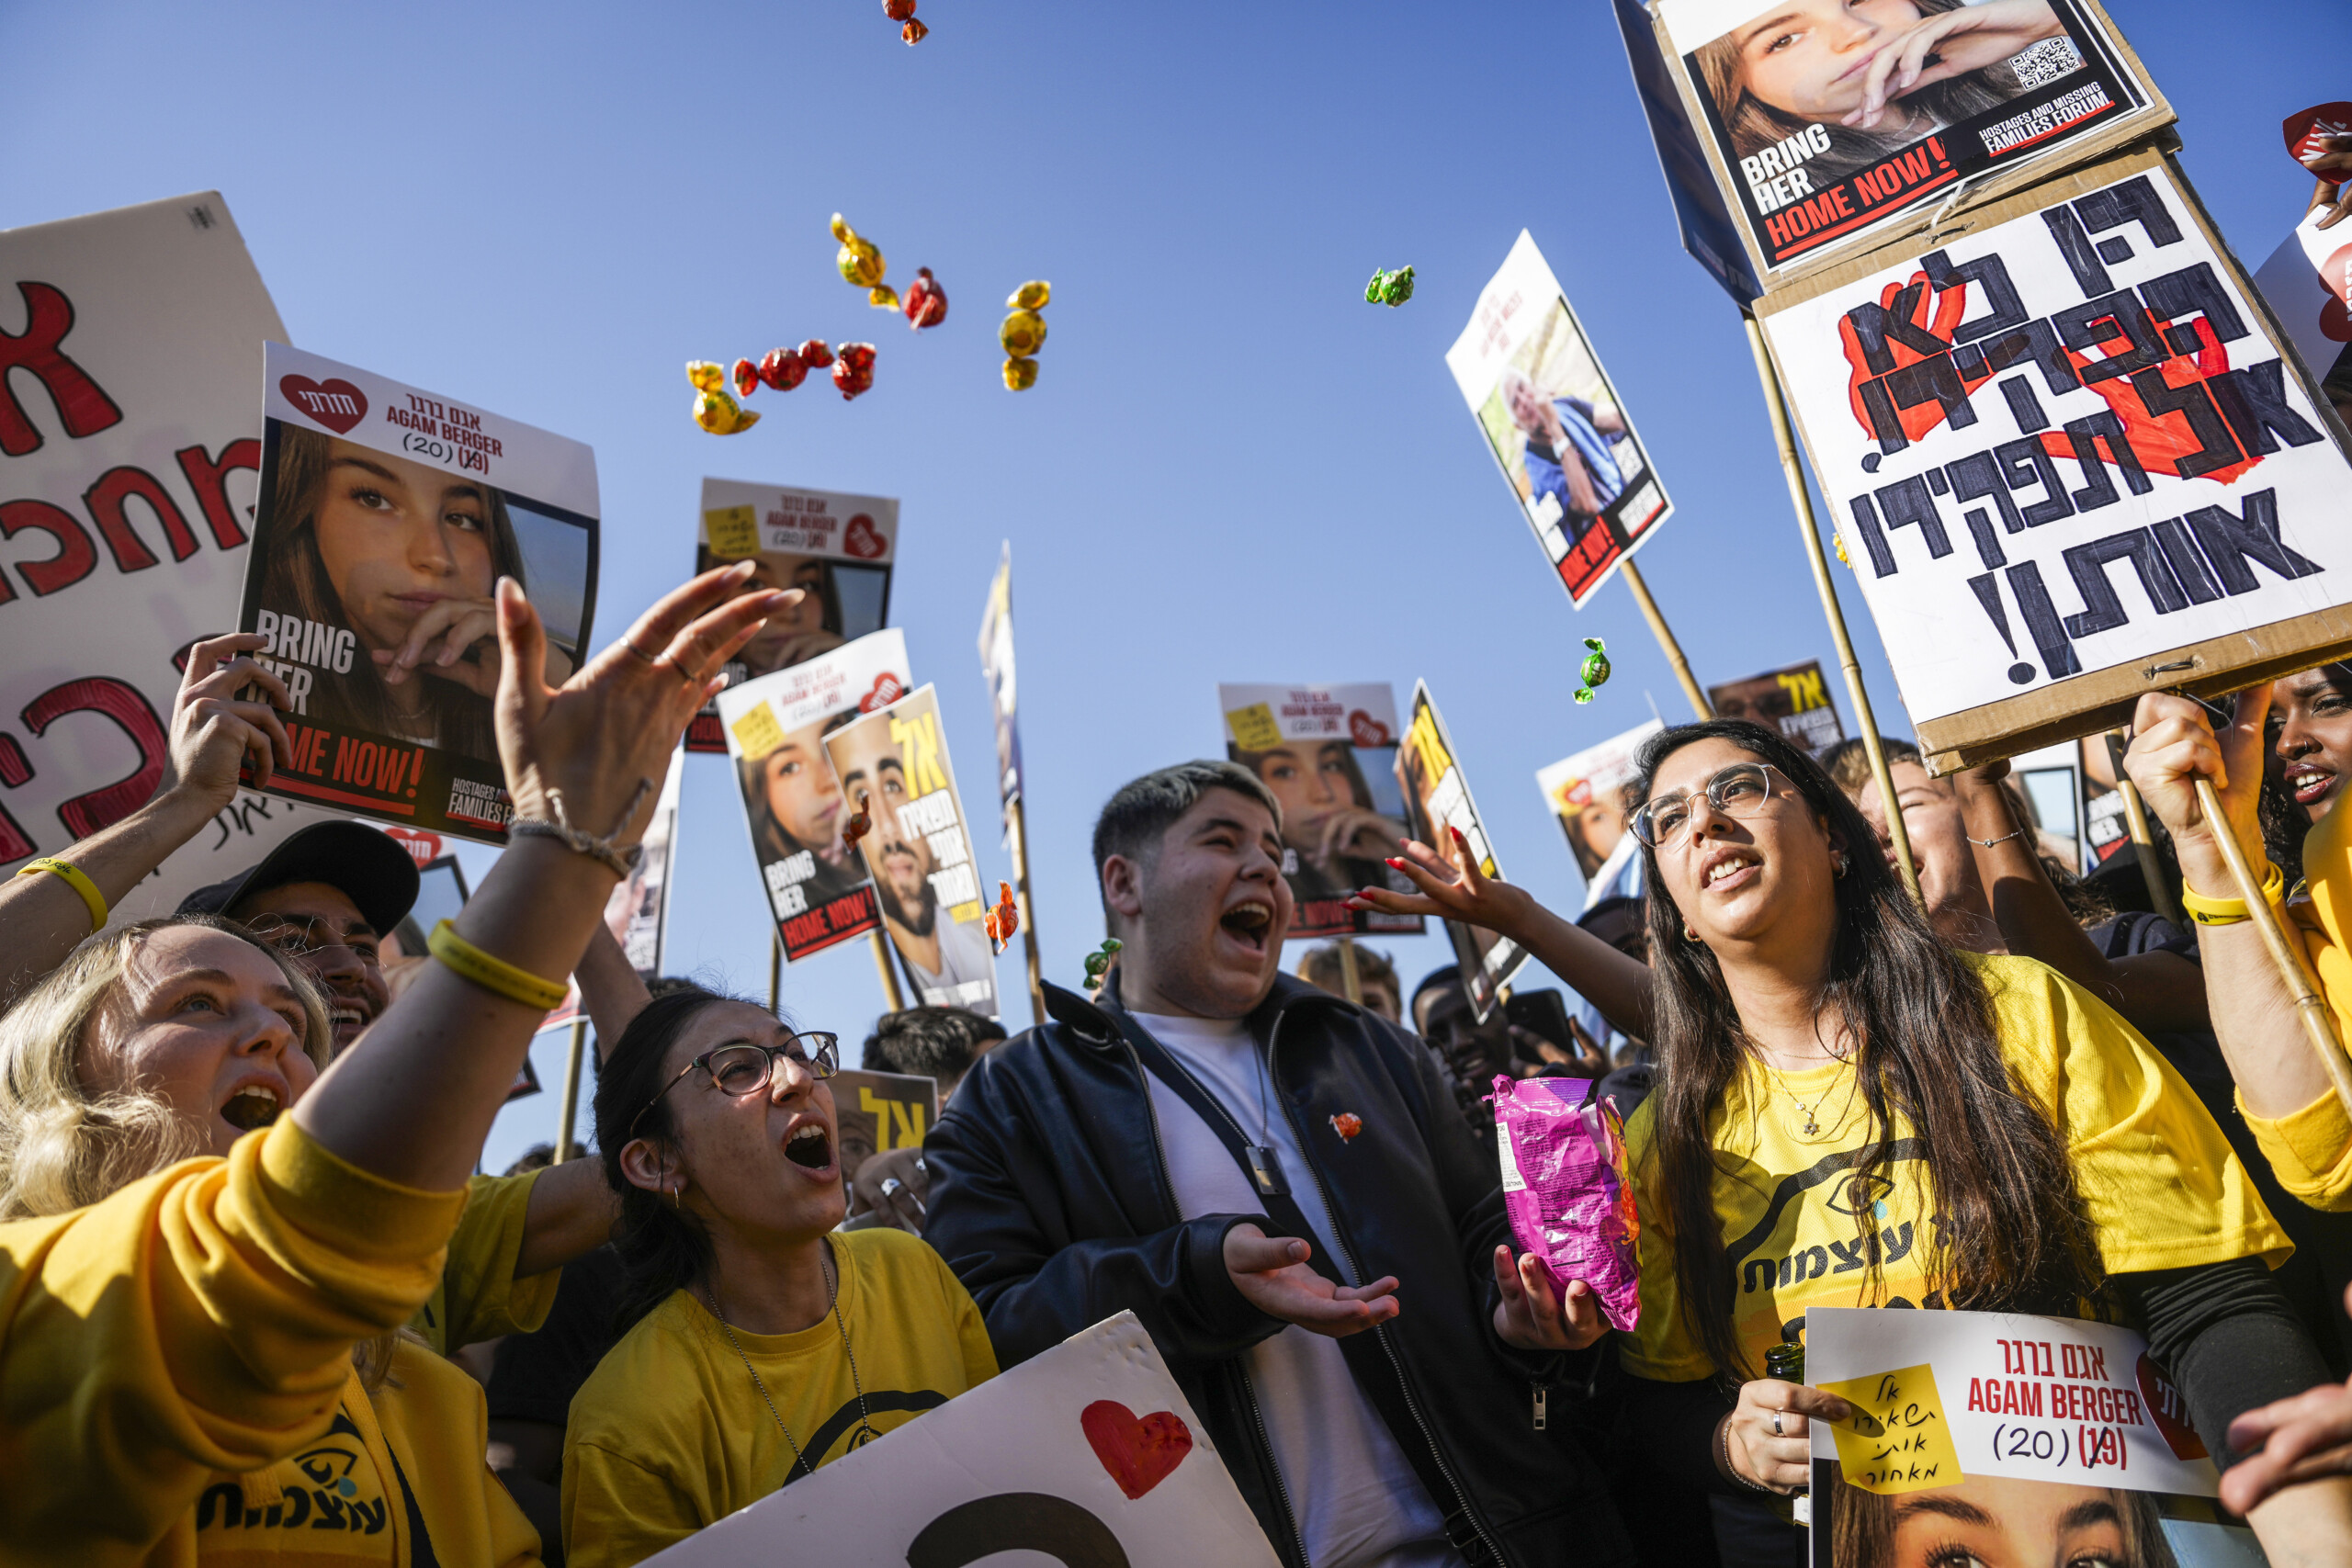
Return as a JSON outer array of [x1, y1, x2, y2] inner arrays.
[[705, 1244, 881, 1478]]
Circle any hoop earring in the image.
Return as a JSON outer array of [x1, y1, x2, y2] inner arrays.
[[1832, 852, 1849, 880], [1683, 923, 1702, 943], [667, 1179, 682, 1211]]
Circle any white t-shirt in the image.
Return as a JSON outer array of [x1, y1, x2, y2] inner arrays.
[[1130, 1011, 1461, 1568]]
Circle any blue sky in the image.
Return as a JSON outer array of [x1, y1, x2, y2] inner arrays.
[[3, 1, 2335, 1168]]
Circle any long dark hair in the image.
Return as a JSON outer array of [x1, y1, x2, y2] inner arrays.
[[593, 985, 739, 1335], [2257, 666, 2352, 886], [1632, 720, 2105, 1382], [259, 423, 524, 757]]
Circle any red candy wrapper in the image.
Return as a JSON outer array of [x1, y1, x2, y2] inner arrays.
[[797, 338, 836, 370], [901, 17, 928, 42], [832, 343, 876, 400], [731, 357, 760, 399], [1491, 1074, 1640, 1332], [883, 0, 915, 17], [903, 267, 947, 330], [758, 347, 808, 391]]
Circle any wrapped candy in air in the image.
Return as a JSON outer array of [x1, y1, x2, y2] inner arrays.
[[731, 357, 761, 399], [759, 347, 808, 391], [1000, 310, 1046, 357], [831, 214, 897, 307], [1491, 1074, 1640, 1332], [694, 389, 759, 435], [797, 338, 836, 370], [1364, 265, 1415, 307], [1001, 356, 1037, 391], [984, 881, 1020, 954], [1574, 637, 1611, 705], [1007, 280, 1051, 310], [686, 360, 727, 395], [902, 267, 947, 330], [832, 343, 876, 400]]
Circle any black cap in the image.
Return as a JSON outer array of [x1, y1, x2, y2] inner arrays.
[[177, 821, 422, 936]]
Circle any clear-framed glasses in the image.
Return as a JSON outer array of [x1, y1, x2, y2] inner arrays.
[[630, 1032, 842, 1139], [1629, 762, 1786, 850], [243, 914, 378, 966]]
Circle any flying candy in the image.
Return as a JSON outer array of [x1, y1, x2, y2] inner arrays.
[[842, 792, 873, 852], [831, 214, 899, 310], [1082, 937, 1122, 989], [759, 347, 808, 391], [883, 0, 927, 43], [902, 267, 948, 330], [832, 343, 877, 400], [1573, 637, 1611, 705], [1001, 280, 1053, 391], [984, 881, 1020, 954], [687, 361, 759, 434], [798, 339, 837, 370], [732, 357, 761, 399], [1364, 265, 1415, 307]]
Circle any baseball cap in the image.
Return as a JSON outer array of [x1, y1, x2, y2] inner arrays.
[[177, 821, 422, 936]]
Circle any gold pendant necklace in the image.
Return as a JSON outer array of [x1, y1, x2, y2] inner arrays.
[[707, 1242, 881, 1478]]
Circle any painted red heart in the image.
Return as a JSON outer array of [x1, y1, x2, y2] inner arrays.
[[2135, 1353, 2207, 1461], [278, 374, 368, 434], [1080, 1399, 1192, 1499], [1348, 710, 1391, 748], [860, 672, 906, 713], [842, 513, 888, 559]]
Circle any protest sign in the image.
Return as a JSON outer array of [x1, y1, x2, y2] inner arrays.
[[1612, 0, 1762, 305], [1807, 1305, 2257, 1565], [2251, 207, 2352, 400], [611, 746, 684, 976], [1535, 718, 1664, 906], [0, 192, 347, 918], [1758, 148, 2352, 771], [1446, 232, 1673, 609], [684, 477, 897, 753], [823, 683, 999, 1017], [718, 628, 910, 964], [830, 1068, 939, 1190], [1708, 659, 1846, 757], [234, 344, 598, 840], [1218, 682, 1424, 941], [977, 541, 1023, 840], [1398, 682, 1527, 1021], [642, 1311, 1279, 1567], [1650, 0, 2168, 295]]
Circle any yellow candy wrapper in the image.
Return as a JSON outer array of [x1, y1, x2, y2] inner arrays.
[[686, 359, 726, 394], [693, 389, 759, 435], [1001, 356, 1038, 391], [1006, 280, 1051, 310], [1000, 310, 1047, 357]]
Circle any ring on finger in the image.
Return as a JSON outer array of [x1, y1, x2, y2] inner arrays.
[[1771, 1411, 1784, 1437], [621, 635, 661, 664]]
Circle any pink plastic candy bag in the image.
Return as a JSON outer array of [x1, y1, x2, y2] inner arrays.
[[1491, 1074, 1641, 1332]]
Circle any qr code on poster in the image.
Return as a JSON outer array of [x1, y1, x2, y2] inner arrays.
[[2007, 37, 2084, 89]]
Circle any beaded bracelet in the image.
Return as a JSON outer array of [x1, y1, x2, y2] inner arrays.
[[2179, 860, 2286, 926], [427, 920, 570, 1011], [17, 857, 107, 933]]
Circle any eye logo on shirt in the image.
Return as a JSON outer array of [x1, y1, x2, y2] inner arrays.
[[194, 1408, 392, 1539]]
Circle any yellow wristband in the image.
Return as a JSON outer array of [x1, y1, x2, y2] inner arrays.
[[426, 919, 570, 1011], [17, 857, 107, 933], [2179, 861, 2287, 926]]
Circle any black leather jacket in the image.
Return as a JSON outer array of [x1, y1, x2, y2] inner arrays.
[[923, 974, 1634, 1568]]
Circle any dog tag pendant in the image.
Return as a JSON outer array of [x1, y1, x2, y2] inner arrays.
[[1245, 1144, 1290, 1199]]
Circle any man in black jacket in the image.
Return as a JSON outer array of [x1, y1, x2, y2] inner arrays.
[[925, 761, 1631, 1568]]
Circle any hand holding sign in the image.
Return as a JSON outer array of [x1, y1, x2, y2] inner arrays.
[[1818, 1363, 1960, 1495], [1725, 1377, 1859, 1494], [177, 631, 295, 801]]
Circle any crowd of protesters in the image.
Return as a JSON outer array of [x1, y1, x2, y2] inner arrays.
[[10, 558, 2352, 1568]]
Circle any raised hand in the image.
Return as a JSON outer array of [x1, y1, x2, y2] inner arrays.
[[1223, 1223, 1400, 1339], [1348, 825, 1536, 942], [2120, 688, 2268, 886], [1489, 1245, 1606, 1350], [167, 631, 295, 803]]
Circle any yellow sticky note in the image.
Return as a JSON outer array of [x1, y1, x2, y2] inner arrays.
[[1226, 703, 1282, 752], [704, 504, 760, 558], [1820, 1363, 1962, 1496], [729, 702, 785, 761], [947, 899, 984, 925]]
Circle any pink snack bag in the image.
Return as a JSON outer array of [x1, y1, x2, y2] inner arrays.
[[1491, 1075, 1641, 1332]]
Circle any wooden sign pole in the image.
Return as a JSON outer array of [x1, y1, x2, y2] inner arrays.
[[1007, 795, 1048, 1028], [871, 930, 908, 1013], [1618, 559, 1713, 721], [551, 1017, 587, 1165], [2103, 731, 2180, 928], [1335, 935, 1364, 1006]]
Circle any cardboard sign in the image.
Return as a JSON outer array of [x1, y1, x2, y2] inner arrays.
[[1611, 0, 1762, 305], [822, 683, 999, 1017], [1397, 682, 1527, 1021], [718, 628, 910, 963], [0, 192, 345, 919], [830, 1068, 940, 1188], [234, 344, 599, 841], [1807, 1306, 2256, 1565], [1708, 659, 1846, 757], [684, 477, 897, 753], [1759, 149, 2352, 771], [1536, 718, 1664, 896], [641, 1311, 1279, 1567], [976, 541, 1023, 841], [1649, 0, 2169, 294], [611, 746, 684, 976], [1445, 232, 1674, 608], [1216, 682, 1423, 940]]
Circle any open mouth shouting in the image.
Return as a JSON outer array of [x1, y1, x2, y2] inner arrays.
[[2289, 762, 2338, 811], [220, 1079, 287, 1134], [783, 1118, 837, 1177], [1699, 848, 1761, 897], [1219, 897, 1274, 957]]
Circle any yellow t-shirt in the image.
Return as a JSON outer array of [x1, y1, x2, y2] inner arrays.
[[2242, 793, 2352, 1209], [409, 1169, 560, 1356], [1621, 953, 2290, 1383], [561, 1228, 996, 1568]]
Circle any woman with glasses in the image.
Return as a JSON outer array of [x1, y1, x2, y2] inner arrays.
[[1352, 719, 2352, 1565], [561, 982, 995, 1568]]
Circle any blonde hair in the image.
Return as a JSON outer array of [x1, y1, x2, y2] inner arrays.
[[0, 916, 334, 1221]]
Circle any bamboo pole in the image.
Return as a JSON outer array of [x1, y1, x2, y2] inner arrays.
[[2193, 776, 2352, 1116], [767, 929, 782, 1016], [1618, 559, 1713, 721], [1741, 313, 1921, 904], [871, 930, 908, 1012], [551, 1017, 587, 1165], [1007, 795, 1048, 1028], [1335, 934, 1364, 1006], [2104, 731, 2179, 927]]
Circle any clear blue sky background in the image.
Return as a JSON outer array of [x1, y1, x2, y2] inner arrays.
[[3, 1, 2334, 1168]]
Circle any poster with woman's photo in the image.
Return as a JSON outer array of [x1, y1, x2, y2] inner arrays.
[[1537, 718, 1664, 904], [684, 477, 897, 752], [1445, 232, 1673, 609], [717, 628, 910, 964], [821, 685, 999, 1018], [1708, 660, 1848, 757], [1217, 683, 1424, 941], [1654, 0, 2168, 291], [1806, 1305, 2260, 1566], [1398, 682, 1527, 1021], [235, 344, 598, 842]]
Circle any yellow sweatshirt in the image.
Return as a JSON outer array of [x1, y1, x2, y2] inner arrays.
[[412, 1168, 560, 1356], [2243, 793, 2352, 1208], [0, 1117, 465, 1564], [561, 1228, 996, 1568]]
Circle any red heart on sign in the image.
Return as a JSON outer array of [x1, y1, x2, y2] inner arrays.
[[842, 513, 888, 559], [2135, 1353, 2207, 1461], [2283, 102, 2352, 173], [278, 374, 369, 434], [1080, 1400, 1192, 1499], [860, 672, 905, 713], [1348, 710, 1391, 748]]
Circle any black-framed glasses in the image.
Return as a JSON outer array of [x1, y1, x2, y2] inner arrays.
[[1629, 763, 1787, 850], [629, 1032, 841, 1139]]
